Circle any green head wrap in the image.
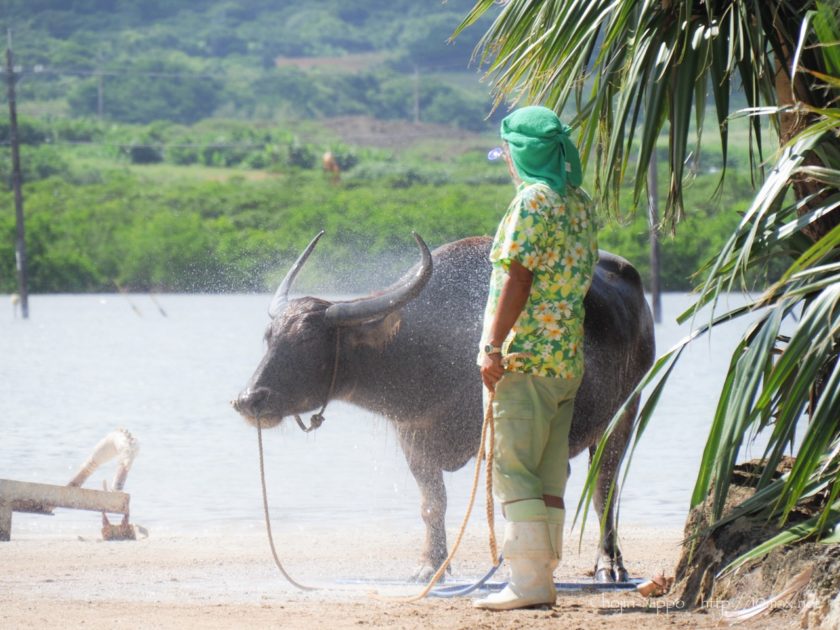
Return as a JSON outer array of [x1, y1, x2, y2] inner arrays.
[[500, 105, 582, 195]]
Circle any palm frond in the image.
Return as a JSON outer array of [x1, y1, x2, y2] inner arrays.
[[568, 0, 840, 569], [456, 0, 796, 226]]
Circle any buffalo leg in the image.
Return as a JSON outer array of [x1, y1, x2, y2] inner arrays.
[[590, 397, 637, 583], [397, 426, 448, 582]]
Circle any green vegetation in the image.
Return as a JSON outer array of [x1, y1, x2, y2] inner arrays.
[[0, 0, 766, 295], [0, 166, 508, 293], [1, 0, 496, 130], [0, 113, 762, 294], [0, 115, 507, 293]]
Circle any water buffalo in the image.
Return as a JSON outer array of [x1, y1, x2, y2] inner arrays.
[[234, 232, 655, 582]]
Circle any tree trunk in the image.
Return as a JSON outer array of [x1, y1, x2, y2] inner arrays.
[[774, 17, 840, 242]]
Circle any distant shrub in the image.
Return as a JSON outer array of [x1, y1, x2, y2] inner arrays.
[[242, 145, 284, 169], [0, 145, 70, 185], [168, 144, 200, 165], [329, 148, 359, 171], [288, 143, 317, 169], [0, 116, 50, 145], [52, 118, 108, 143], [123, 143, 164, 164], [346, 161, 450, 187]]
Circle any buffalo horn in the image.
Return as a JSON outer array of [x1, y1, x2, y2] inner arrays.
[[269, 230, 326, 318], [325, 232, 432, 326]]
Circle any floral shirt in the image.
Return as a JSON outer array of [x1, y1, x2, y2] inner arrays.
[[479, 182, 598, 379]]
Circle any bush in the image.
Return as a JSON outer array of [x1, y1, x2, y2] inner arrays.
[[0, 116, 50, 145], [330, 147, 359, 171], [242, 145, 284, 169], [288, 143, 317, 169], [0, 145, 70, 185], [344, 161, 450, 187], [52, 118, 108, 143], [123, 143, 164, 164]]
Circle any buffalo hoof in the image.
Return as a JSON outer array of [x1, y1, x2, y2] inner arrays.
[[614, 566, 631, 583], [594, 565, 631, 583], [410, 561, 449, 584]]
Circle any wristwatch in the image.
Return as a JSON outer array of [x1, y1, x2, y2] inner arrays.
[[483, 343, 503, 355]]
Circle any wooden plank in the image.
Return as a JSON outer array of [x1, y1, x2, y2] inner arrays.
[[0, 479, 129, 515]]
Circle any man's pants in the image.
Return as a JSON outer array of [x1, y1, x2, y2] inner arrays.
[[486, 371, 582, 530]]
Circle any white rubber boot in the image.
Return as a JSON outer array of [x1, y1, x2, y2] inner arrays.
[[473, 521, 556, 610], [547, 507, 565, 574]]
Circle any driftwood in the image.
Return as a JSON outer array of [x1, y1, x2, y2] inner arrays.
[[0, 429, 139, 541]]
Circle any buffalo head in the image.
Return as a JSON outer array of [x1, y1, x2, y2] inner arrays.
[[233, 231, 432, 428]]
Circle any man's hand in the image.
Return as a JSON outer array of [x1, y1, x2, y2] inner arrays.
[[481, 352, 505, 392], [480, 259, 533, 392]]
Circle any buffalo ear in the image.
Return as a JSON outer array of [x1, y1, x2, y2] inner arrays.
[[342, 312, 402, 350]]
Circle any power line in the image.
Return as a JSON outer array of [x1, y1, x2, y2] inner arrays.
[[0, 64, 260, 80], [0, 141, 283, 149]]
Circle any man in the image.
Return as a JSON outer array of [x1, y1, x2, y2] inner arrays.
[[474, 106, 598, 611]]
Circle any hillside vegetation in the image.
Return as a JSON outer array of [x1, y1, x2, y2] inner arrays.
[[0, 1, 772, 294], [1, 0, 496, 130]]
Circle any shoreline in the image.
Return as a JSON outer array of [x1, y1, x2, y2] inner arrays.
[[0, 525, 797, 629]]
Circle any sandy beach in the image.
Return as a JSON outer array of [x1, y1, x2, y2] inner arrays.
[[0, 521, 799, 629]]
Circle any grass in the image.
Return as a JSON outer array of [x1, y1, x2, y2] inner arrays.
[[126, 162, 286, 183]]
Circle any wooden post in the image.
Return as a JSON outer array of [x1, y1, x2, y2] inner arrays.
[[5, 30, 29, 319], [0, 503, 11, 541], [97, 71, 104, 118], [413, 64, 420, 124]]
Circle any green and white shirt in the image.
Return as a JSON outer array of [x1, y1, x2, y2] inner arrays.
[[480, 182, 598, 379]]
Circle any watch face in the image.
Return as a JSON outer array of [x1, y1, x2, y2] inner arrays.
[[484, 344, 500, 354]]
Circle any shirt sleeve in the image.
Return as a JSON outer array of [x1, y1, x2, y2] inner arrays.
[[490, 185, 557, 272]]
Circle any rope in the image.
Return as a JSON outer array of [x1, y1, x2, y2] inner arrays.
[[255, 329, 342, 590], [257, 414, 317, 591], [378, 390, 502, 603], [294, 330, 341, 433], [485, 400, 498, 564]]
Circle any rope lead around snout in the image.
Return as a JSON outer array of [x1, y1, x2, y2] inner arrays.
[[293, 329, 341, 433]]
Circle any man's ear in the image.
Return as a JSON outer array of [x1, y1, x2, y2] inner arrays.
[[342, 312, 402, 350]]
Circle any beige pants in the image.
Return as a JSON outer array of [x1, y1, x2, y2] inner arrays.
[[485, 371, 582, 523]]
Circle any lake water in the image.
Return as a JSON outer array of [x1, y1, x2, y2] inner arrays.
[[0, 292, 772, 540]]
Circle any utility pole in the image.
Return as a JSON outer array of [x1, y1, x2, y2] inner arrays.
[[647, 152, 662, 324], [97, 72, 104, 118], [96, 51, 104, 119], [413, 64, 420, 124], [5, 29, 29, 318]]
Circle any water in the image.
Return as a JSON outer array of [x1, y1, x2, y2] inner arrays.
[[0, 292, 767, 539]]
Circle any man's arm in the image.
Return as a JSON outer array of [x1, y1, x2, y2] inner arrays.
[[481, 259, 533, 391]]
